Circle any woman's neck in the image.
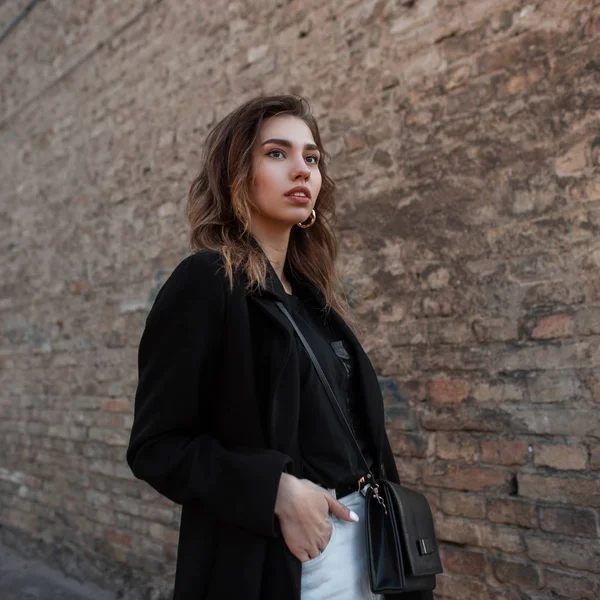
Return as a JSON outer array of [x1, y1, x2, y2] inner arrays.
[[249, 223, 293, 292]]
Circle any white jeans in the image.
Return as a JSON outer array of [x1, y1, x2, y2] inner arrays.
[[300, 488, 384, 600]]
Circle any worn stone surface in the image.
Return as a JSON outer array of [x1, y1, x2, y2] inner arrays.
[[1, 0, 599, 598], [0, 541, 115, 600]]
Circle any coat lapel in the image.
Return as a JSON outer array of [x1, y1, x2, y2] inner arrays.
[[218, 277, 267, 449], [248, 293, 299, 456]]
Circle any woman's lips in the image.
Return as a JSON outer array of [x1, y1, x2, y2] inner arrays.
[[285, 195, 310, 205]]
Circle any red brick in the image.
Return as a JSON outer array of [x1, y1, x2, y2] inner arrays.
[[436, 517, 524, 553], [487, 498, 537, 529], [531, 314, 575, 339], [435, 432, 479, 461], [499, 67, 544, 99], [522, 281, 586, 310], [420, 405, 509, 433], [88, 426, 129, 446], [539, 506, 597, 538], [573, 307, 600, 335], [492, 559, 541, 589], [424, 462, 509, 493], [491, 339, 599, 372], [534, 444, 587, 470], [163, 542, 178, 562], [471, 379, 524, 403], [436, 573, 492, 600], [481, 439, 529, 465], [422, 489, 440, 515], [471, 316, 518, 343], [476, 40, 523, 74], [4, 507, 39, 531], [443, 64, 472, 91], [587, 376, 600, 404], [70, 281, 90, 294], [393, 457, 423, 485], [525, 536, 600, 572], [512, 406, 600, 437], [429, 378, 469, 404], [427, 320, 473, 344], [439, 26, 486, 62], [387, 431, 428, 458], [344, 133, 366, 151], [555, 140, 589, 175], [486, 591, 521, 600], [89, 460, 115, 477], [519, 474, 600, 507], [527, 371, 588, 403], [105, 528, 131, 547], [101, 398, 131, 412], [446, 80, 495, 115], [148, 522, 179, 545], [544, 569, 598, 600], [591, 445, 600, 470], [440, 491, 486, 519], [440, 546, 487, 576], [136, 535, 168, 560], [405, 107, 435, 128]]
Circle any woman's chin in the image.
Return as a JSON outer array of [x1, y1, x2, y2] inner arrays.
[[274, 212, 312, 227], [289, 208, 313, 223], [251, 209, 313, 229]]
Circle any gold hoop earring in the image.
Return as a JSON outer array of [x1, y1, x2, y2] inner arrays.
[[297, 209, 316, 229]]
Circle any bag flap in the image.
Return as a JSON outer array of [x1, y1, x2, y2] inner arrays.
[[382, 481, 443, 577]]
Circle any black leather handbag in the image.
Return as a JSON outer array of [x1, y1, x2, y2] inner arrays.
[[276, 301, 443, 594]]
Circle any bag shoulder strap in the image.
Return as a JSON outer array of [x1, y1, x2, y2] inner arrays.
[[275, 300, 374, 479]]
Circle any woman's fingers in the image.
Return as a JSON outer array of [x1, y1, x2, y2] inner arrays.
[[298, 478, 360, 524], [278, 477, 358, 564], [325, 494, 359, 523], [281, 515, 333, 562], [303, 519, 333, 561]]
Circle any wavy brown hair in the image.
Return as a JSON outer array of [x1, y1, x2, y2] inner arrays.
[[186, 94, 352, 322]]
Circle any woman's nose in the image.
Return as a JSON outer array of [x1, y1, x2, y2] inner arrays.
[[291, 158, 310, 180]]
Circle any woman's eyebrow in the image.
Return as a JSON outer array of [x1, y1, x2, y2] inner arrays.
[[261, 138, 320, 151]]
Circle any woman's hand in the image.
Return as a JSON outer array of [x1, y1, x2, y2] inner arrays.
[[274, 473, 359, 563]]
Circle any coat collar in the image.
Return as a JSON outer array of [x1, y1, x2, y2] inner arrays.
[[246, 234, 327, 310]]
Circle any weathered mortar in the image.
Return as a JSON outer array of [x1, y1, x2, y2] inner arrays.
[[1, 0, 599, 598]]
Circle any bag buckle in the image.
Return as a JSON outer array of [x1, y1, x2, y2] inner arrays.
[[359, 474, 388, 516], [371, 482, 388, 516], [418, 538, 436, 556]]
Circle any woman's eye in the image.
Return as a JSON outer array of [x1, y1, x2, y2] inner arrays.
[[305, 155, 320, 165], [267, 149, 285, 159]]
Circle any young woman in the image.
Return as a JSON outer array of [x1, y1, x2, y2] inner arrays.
[[126, 95, 433, 600]]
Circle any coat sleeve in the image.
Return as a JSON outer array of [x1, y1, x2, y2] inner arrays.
[[126, 252, 293, 538]]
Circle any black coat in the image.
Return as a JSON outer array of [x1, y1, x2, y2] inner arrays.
[[127, 250, 433, 600]]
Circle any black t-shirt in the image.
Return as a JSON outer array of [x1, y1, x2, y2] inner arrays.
[[281, 291, 374, 489]]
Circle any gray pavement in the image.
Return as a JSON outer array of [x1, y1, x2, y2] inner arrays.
[[0, 543, 115, 600]]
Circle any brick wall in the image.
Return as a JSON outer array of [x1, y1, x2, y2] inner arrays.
[[1, 0, 598, 598]]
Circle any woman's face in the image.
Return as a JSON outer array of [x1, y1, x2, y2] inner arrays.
[[248, 115, 322, 230]]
